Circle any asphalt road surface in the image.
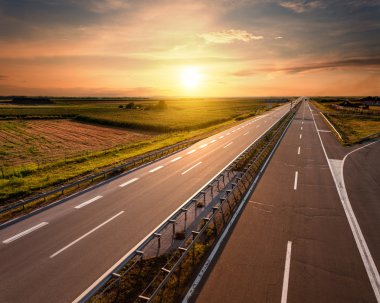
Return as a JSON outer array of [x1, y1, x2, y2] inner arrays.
[[0, 100, 298, 303], [192, 100, 379, 303]]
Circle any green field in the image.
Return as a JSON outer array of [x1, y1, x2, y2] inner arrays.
[[311, 98, 380, 144], [0, 98, 284, 205]]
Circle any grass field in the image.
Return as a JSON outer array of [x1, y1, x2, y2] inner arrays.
[[311, 99, 380, 144], [0, 98, 283, 204]]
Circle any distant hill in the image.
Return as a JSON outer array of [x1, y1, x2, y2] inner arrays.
[[11, 97, 54, 105]]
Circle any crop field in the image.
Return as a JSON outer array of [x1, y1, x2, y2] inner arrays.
[[0, 120, 152, 167], [0, 98, 283, 204], [311, 99, 380, 144]]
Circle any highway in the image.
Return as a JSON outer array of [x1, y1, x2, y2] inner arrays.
[[192, 100, 379, 302], [0, 101, 296, 303]]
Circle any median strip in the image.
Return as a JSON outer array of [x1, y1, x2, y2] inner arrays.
[[3, 222, 49, 244]]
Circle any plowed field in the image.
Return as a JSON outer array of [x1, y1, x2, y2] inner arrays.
[[0, 120, 153, 166]]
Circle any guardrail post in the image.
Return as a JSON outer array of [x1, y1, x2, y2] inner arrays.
[[207, 184, 214, 197], [154, 233, 161, 250], [169, 219, 176, 237]]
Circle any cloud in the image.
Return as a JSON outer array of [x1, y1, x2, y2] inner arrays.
[[279, 0, 324, 13], [199, 29, 263, 44], [231, 57, 380, 76]]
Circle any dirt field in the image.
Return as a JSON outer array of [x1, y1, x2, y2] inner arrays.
[[0, 120, 153, 166]]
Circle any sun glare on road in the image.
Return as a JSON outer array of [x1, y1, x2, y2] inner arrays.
[[180, 66, 203, 90]]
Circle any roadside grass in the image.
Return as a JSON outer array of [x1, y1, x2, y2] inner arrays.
[[0, 98, 281, 205], [311, 100, 380, 144]]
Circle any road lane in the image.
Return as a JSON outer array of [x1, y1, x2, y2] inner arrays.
[[0, 101, 296, 303], [193, 100, 376, 303]]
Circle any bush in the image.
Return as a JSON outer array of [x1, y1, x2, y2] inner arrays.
[[155, 100, 168, 110], [125, 102, 135, 109]]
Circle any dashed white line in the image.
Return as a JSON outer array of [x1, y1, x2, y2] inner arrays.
[[224, 142, 233, 149], [210, 139, 217, 143], [119, 177, 139, 188], [300, 126, 303, 131], [75, 195, 103, 209], [302, 121, 304, 125], [171, 156, 182, 163], [281, 241, 293, 303], [243, 131, 249, 136], [50, 211, 124, 258], [181, 162, 202, 175], [226, 132, 231, 136], [219, 136, 224, 139], [187, 149, 196, 155], [199, 143, 208, 149], [149, 165, 164, 173], [297, 146, 301, 155], [294, 171, 298, 190], [3, 222, 49, 244], [299, 134, 302, 140]]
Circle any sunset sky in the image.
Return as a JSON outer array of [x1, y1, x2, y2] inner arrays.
[[0, 0, 379, 97]]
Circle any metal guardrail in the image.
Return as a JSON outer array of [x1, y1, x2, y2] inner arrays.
[[0, 140, 197, 216], [81, 103, 300, 303]]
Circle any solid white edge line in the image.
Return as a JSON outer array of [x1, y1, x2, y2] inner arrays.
[[119, 178, 139, 188], [294, 171, 298, 190], [181, 162, 202, 175], [74, 196, 103, 209], [73, 102, 293, 303], [223, 142, 233, 149], [320, 111, 342, 139], [308, 103, 380, 301], [281, 241, 293, 303], [149, 165, 164, 173], [3, 222, 49, 244], [182, 100, 299, 303], [50, 211, 124, 258], [170, 156, 182, 163]]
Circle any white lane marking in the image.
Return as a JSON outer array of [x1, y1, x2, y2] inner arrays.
[[199, 143, 208, 149], [210, 139, 217, 143], [320, 111, 342, 139], [223, 142, 233, 149], [219, 135, 224, 139], [301, 126, 303, 131], [294, 171, 298, 190], [119, 177, 139, 188], [243, 131, 249, 136], [3, 222, 49, 244], [309, 103, 380, 300], [171, 156, 182, 163], [50, 211, 124, 258], [181, 162, 202, 175], [75, 195, 103, 209], [149, 165, 164, 173], [281, 241, 293, 303], [297, 146, 301, 155], [232, 130, 236, 133], [226, 132, 231, 136], [302, 121, 304, 125], [318, 129, 331, 133], [187, 149, 196, 155], [299, 134, 302, 140]]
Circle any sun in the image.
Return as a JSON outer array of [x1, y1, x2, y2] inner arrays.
[[180, 66, 203, 90]]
